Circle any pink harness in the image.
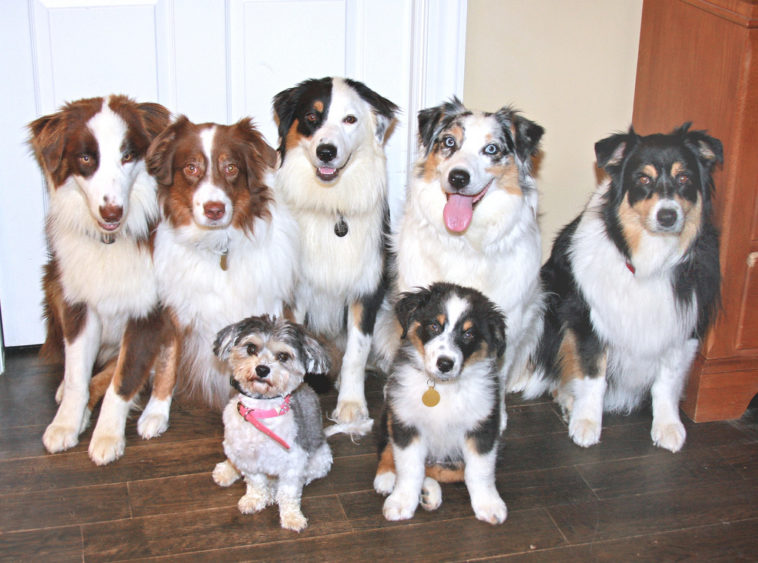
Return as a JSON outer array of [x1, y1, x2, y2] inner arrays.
[[237, 395, 292, 450]]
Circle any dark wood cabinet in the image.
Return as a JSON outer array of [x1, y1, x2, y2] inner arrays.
[[633, 0, 758, 421]]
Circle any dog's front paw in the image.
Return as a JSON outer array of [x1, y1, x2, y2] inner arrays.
[[88, 433, 125, 465], [652, 420, 686, 452], [212, 460, 241, 487], [137, 412, 169, 440], [280, 507, 308, 532], [383, 490, 418, 521], [42, 423, 80, 453], [472, 495, 508, 525], [569, 417, 602, 447], [420, 477, 442, 511], [332, 399, 369, 426], [373, 471, 396, 495], [238, 491, 269, 514]]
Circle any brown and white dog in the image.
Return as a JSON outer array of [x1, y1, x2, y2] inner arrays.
[[376, 98, 545, 432], [29, 95, 173, 465], [146, 116, 299, 410], [272, 77, 398, 430]]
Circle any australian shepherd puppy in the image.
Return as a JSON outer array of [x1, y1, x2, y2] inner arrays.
[[146, 116, 299, 410], [374, 283, 507, 524], [29, 95, 173, 465], [528, 124, 723, 452], [378, 97, 544, 430], [272, 77, 398, 428]]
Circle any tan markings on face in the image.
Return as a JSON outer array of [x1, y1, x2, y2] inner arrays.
[[436, 313, 447, 327], [462, 340, 489, 368], [285, 118, 303, 152], [421, 150, 442, 182], [407, 320, 426, 357], [618, 192, 662, 253], [488, 161, 521, 196], [670, 161, 685, 177], [676, 193, 702, 252], [313, 101, 324, 113], [642, 164, 658, 179], [462, 319, 473, 332]]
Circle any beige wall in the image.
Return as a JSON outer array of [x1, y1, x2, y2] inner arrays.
[[464, 0, 643, 258]]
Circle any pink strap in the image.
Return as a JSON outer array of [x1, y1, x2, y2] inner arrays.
[[237, 397, 291, 450]]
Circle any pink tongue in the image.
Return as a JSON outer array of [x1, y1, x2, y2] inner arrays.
[[443, 194, 474, 232]]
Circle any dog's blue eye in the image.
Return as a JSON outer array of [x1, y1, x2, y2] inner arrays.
[[246, 344, 257, 356], [276, 352, 290, 362], [442, 136, 456, 149], [483, 144, 499, 156]]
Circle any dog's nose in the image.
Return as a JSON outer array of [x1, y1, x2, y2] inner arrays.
[[448, 168, 470, 189], [316, 143, 337, 163], [99, 203, 123, 224], [203, 201, 226, 221], [437, 357, 455, 373], [657, 207, 678, 228], [255, 365, 270, 378]]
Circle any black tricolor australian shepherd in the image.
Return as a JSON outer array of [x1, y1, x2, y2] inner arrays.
[[374, 283, 508, 524], [272, 77, 398, 431], [527, 124, 722, 452]]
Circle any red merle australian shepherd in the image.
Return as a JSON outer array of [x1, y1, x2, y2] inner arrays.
[[528, 124, 722, 452], [29, 95, 172, 465]]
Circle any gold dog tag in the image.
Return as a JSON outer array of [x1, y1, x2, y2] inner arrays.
[[220, 250, 229, 271], [422, 386, 440, 407]]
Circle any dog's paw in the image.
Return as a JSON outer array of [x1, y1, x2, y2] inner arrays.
[[137, 412, 169, 440], [652, 420, 686, 453], [280, 508, 308, 532], [569, 417, 602, 447], [88, 433, 125, 466], [212, 460, 241, 487], [382, 490, 418, 521], [238, 491, 269, 514], [42, 423, 80, 453], [472, 495, 508, 525], [373, 471, 396, 495], [420, 477, 442, 511], [332, 399, 369, 427]]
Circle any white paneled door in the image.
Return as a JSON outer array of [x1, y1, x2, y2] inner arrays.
[[0, 0, 466, 348]]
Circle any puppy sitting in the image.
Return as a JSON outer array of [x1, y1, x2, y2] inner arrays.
[[211, 315, 332, 532], [374, 283, 508, 525]]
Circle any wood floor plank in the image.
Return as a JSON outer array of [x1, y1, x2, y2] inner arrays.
[[0, 526, 83, 562]]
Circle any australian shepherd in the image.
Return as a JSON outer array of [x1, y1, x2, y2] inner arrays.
[[378, 97, 544, 431], [146, 116, 299, 410], [374, 283, 507, 524], [29, 95, 173, 465], [528, 124, 722, 452], [272, 77, 398, 428]]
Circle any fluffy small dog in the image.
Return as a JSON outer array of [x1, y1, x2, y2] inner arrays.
[[211, 315, 332, 532], [528, 124, 723, 452], [374, 283, 508, 525], [377, 97, 544, 432], [29, 95, 173, 465], [273, 77, 398, 428]]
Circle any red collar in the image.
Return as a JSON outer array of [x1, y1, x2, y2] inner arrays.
[[237, 395, 292, 450], [625, 259, 636, 274]]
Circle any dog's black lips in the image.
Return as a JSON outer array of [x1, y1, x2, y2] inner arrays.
[[229, 376, 271, 398]]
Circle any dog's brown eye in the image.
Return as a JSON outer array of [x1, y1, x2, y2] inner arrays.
[[461, 329, 475, 344], [427, 321, 442, 336], [638, 175, 651, 185], [184, 163, 200, 177], [305, 112, 317, 123], [224, 163, 238, 178], [246, 344, 257, 356], [677, 173, 690, 185], [79, 153, 93, 165], [121, 150, 136, 164], [276, 352, 290, 362], [343, 115, 357, 124]]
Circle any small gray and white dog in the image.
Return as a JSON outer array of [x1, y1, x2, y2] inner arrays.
[[211, 315, 332, 532]]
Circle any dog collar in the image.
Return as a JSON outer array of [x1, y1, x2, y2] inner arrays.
[[237, 395, 292, 450], [625, 259, 636, 274]]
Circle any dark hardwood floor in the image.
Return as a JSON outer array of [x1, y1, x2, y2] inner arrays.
[[1, 346, 757, 562]]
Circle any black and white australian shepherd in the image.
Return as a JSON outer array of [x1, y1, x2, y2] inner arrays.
[[374, 283, 508, 524], [378, 98, 544, 430], [272, 77, 398, 429], [29, 95, 174, 465], [146, 116, 299, 410], [528, 124, 722, 452]]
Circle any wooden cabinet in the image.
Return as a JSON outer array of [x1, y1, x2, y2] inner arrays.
[[633, 0, 758, 421]]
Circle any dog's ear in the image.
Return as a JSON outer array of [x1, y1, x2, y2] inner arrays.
[[487, 309, 507, 358], [301, 333, 331, 375], [137, 102, 172, 140], [680, 123, 723, 173], [395, 287, 432, 339], [344, 78, 399, 144], [417, 97, 466, 155], [28, 112, 67, 177], [272, 85, 299, 157], [233, 117, 278, 188], [595, 127, 640, 178], [147, 116, 188, 186], [213, 322, 240, 361], [511, 113, 544, 163]]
